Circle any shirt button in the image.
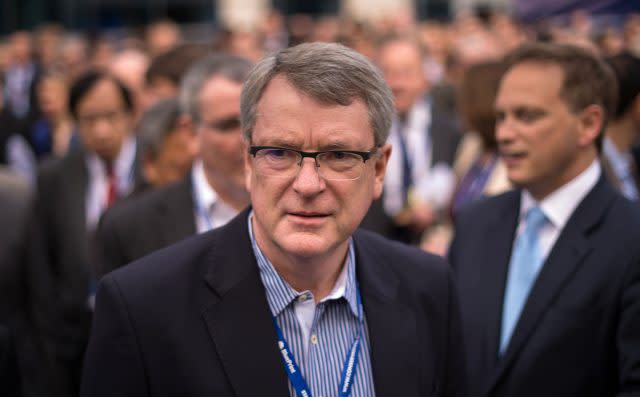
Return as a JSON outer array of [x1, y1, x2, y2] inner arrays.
[[298, 292, 312, 302], [310, 334, 318, 345]]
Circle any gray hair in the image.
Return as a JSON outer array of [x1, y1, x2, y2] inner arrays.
[[240, 42, 394, 146], [178, 53, 253, 122], [137, 98, 181, 157]]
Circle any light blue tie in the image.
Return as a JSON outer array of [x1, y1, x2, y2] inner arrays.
[[500, 206, 547, 353]]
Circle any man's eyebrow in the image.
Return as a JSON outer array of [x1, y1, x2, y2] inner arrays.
[[257, 137, 300, 148]]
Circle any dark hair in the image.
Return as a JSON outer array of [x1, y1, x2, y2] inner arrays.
[[504, 42, 617, 151], [459, 60, 506, 150], [145, 43, 210, 86], [605, 52, 640, 120], [68, 70, 134, 119]]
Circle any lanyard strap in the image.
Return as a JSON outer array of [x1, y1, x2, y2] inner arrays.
[[273, 288, 364, 397]]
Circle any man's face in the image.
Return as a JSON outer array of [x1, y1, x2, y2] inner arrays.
[[143, 126, 196, 187], [75, 78, 133, 162], [495, 62, 599, 200], [196, 76, 245, 191], [246, 76, 390, 261], [378, 40, 429, 115]]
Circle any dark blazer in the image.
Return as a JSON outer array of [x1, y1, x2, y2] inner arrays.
[[81, 209, 467, 397], [0, 324, 21, 397], [96, 176, 196, 278], [34, 146, 142, 396], [449, 176, 640, 397], [0, 171, 31, 397]]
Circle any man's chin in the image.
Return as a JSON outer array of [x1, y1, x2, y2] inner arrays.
[[278, 233, 335, 258]]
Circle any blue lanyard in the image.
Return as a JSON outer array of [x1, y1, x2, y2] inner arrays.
[[273, 287, 364, 397]]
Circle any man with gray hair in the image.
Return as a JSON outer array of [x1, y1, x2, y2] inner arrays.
[[94, 53, 251, 278], [82, 42, 467, 397], [136, 98, 195, 189]]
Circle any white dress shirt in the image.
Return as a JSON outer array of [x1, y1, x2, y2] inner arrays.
[[85, 136, 137, 231], [191, 160, 239, 233], [517, 160, 601, 261], [383, 97, 455, 216]]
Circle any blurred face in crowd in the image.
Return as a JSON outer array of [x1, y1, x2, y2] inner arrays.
[[495, 61, 601, 200], [75, 78, 133, 163], [8, 31, 33, 65], [196, 75, 245, 192], [144, 125, 196, 187], [246, 76, 390, 263], [377, 39, 429, 116], [37, 75, 70, 120]]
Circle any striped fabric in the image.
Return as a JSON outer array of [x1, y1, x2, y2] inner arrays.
[[248, 213, 376, 397]]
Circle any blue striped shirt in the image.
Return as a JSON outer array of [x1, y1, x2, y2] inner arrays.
[[248, 213, 376, 397]]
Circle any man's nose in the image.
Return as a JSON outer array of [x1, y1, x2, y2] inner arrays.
[[292, 157, 325, 195]]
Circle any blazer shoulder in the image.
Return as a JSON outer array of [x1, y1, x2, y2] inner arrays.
[[354, 228, 451, 281], [106, 228, 217, 294], [456, 190, 519, 221]]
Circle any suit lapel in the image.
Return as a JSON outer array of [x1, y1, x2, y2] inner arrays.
[[477, 193, 520, 372], [485, 177, 616, 395], [354, 232, 420, 397], [158, 177, 197, 245], [200, 211, 289, 397]]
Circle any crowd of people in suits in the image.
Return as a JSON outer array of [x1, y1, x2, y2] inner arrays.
[[0, 6, 639, 397]]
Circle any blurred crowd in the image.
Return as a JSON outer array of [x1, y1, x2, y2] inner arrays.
[[1, 5, 640, 397]]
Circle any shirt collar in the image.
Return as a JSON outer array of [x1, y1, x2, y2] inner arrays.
[[191, 159, 220, 210], [248, 211, 360, 318], [520, 159, 601, 229]]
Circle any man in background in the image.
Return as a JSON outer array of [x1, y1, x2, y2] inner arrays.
[[449, 42, 640, 397], [602, 52, 640, 200], [96, 54, 252, 277], [370, 33, 462, 244], [34, 70, 142, 397]]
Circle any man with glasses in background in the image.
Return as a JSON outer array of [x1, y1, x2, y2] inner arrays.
[[82, 42, 467, 397], [95, 53, 252, 278], [33, 70, 142, 397]]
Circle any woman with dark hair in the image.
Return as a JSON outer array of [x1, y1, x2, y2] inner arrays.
[[450, 60, 511, 216]]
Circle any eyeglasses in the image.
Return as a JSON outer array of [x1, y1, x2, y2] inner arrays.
[[248, 146, 378, 181]]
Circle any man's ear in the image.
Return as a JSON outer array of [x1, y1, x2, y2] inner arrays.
[[578, 104, 604, 147], [373, 144, 392, 199], [142, 152, 158, 187]]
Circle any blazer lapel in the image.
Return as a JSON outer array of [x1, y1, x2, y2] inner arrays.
[[477, 193, 520, 372], [354, 233, 421, 397], [200, 211, 289, 397], [485, 177, 616, 395]]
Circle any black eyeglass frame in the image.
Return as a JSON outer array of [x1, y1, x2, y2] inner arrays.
[[248, 146, 378, 165]]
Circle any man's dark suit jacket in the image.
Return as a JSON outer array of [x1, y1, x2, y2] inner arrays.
[[34, 146, 142, 395], [96, 176, 196, 278], [0, 324, 21, 397], [449, 176, 640, 397], [81, 209, 468, 397]]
